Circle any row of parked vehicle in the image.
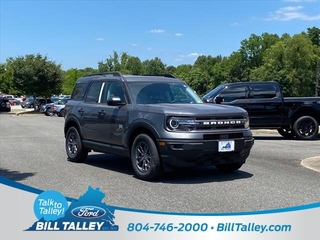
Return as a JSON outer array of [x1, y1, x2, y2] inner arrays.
[[39, 98, 69, 117]]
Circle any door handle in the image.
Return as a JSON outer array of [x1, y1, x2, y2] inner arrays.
[[98, 110, 106, 115], [78, 108, 84, 113]]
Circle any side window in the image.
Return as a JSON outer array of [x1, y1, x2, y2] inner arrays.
[[251, 84, 276, 99], [84, 81, 104, 103], [221, 85, 246, 102], [71, 83, 87, 101], [102, 82, 125, 103]]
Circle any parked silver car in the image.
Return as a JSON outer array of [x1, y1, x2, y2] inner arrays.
[[52, 103, 66, 117], [40, 99, 68, 116]]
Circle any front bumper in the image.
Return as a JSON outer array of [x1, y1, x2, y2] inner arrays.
[[157, 137, 254, 170]]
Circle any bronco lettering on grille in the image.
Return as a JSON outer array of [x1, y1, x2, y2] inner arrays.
[[202, 120, 244, 125]]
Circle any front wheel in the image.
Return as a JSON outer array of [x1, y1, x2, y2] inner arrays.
[[215, 163, 243, 172], [65, 127, 88, 163], [293, 116, 319, 140], [277, 128, 294, 139], [131, 134, 163, 181]]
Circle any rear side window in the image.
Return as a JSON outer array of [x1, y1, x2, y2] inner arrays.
[[221, 85, 246, 102], [84, 81, 104, 103], [71, 83, 87, 101], [251, 84, 276, 99]]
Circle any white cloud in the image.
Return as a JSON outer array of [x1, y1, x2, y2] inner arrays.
[[231, 22, 240, 26], [148, 29, 165, 33], [174, 58, 182, 61], [147, 47, 152, 51], [187, 52, 202, 57], [96, 38, 105, 41], [131, 43, 138, 47], [175, 33, 184, 37], [266, 5, 320, 21]]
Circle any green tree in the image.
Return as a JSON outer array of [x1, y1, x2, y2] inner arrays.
[[251, 34, 318, 96], [184, 67, 210, 96], [98, 51, 121, 72], [145, 57, 166, 75], [125, 56, 143, 75], [306, 27, 320, 47], [165, 65, 176, 75], [306, 27, 320, 96], [62, 68, 86, 94], [8, 53, 63, 109], [174, 64, 192, 81]]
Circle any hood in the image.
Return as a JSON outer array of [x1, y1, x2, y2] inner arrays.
[[134, 103, 247, 117]]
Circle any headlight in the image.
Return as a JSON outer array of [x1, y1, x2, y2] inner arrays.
[[166, 117, 199, 131], [244, 116, 250, 128]]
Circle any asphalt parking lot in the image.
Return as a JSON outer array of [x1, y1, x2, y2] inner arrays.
[[1, 108, 320, 213]]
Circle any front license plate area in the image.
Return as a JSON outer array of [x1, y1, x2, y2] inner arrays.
[[218, 140, 235, 152]]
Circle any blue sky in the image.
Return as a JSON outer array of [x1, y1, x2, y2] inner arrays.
[[1, 0, 319, 70]]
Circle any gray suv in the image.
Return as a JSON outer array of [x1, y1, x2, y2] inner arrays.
[[64, 72, 254, 181]]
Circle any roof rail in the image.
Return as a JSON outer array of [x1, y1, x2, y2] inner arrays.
[[85, 72, 122, 77], [143, 74, 176, 78]]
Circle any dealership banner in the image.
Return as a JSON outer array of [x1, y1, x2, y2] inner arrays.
[[0, 176, 318, 239]]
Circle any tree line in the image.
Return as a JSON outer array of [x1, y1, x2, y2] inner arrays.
[[0, 27, 319, 99]]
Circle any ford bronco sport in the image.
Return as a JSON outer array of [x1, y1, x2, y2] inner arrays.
[[64, 72, 254, 181]]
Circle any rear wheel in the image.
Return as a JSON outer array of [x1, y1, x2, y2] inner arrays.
[[215, 162, 243, 172], [58, 109, 65, 117], [277, 128, 294, 139], [45, 108, 54, 116], [293, 116, 319, 140], [65, 127, 88, 163], [131, 134, 163, 181]]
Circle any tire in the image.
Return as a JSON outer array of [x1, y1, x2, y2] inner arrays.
[[293, 116, 319, 140], [277, 128, 294, 139], [58, 109, 65, 117], [215, 162, 243, 172], [45, 108, 54, 116], [131, 134, 163, 181], [0, 102, 6, 108], [65, 127, 88, 163]]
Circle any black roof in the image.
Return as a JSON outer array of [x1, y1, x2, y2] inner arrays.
[[221, 81, 280, 87], [76, 72, 182, 84]]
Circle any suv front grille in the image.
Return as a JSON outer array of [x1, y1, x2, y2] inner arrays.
[[194, 116, 247, 130]]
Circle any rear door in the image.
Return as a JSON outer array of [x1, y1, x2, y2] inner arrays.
[[219, 84, 250, 110], [79, 80, 105, 141], [247, 83, 283, 127]]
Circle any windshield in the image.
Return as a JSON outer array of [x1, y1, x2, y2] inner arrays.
[[202, 85, 225, 100], [128, 82, 203, 104]]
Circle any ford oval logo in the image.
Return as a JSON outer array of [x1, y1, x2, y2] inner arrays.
[[71, 206, 106, 219]]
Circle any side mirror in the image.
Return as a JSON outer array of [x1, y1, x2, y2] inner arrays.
[[214, 95, 224, 104], [107, 97, 125, 106]]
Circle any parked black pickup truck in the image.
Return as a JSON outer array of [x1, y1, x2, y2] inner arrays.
[[202, 81, 320, 140]]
